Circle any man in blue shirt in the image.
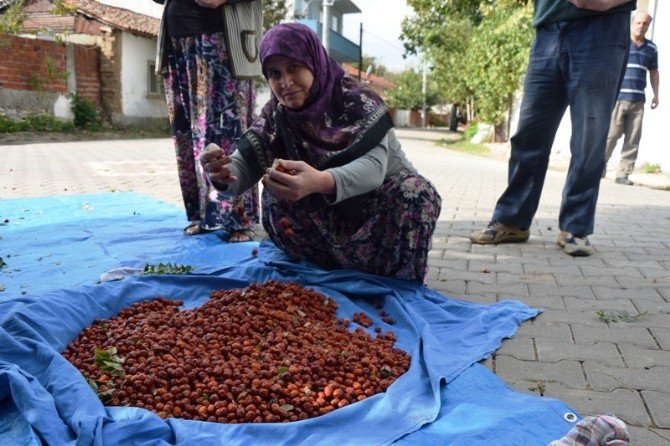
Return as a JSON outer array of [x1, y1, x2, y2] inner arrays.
[[604, 11, 659, 186], [470, 0, 634, 257]]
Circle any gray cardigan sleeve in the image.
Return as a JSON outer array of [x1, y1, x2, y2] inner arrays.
[[324, 128, 415, 204], [325, 145, 388, 204]]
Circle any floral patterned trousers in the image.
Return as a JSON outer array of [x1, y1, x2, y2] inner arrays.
[[262, 171, 442, 282], [163, 32, 259, 233]]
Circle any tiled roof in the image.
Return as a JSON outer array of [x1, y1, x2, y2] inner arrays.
[[66, 0, 160, 37], [22, 12, 76, 33], [342, 63, 395, 90]]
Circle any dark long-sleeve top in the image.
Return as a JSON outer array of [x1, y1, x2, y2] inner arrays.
[[153, 0, 253, 72]]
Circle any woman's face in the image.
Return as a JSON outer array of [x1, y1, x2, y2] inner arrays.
[[265, 56, 315, 110]]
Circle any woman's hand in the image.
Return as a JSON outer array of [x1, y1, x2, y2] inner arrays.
[[262, 159, 335, 202], [200, 143, 236, 189], [194, 0, 227, 8]]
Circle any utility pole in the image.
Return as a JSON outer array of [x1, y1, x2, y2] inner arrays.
[[322, 0, 333, 55], [421, 60, 427, 129], [358, 23, 363, 82]]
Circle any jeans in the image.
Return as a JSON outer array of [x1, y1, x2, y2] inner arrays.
[[492, 12, 629, 237]]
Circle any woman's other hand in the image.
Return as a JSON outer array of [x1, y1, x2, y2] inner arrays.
[[194, 0, 227, 8], [200, 143, 236, 189], [262, 159, 335, 201]]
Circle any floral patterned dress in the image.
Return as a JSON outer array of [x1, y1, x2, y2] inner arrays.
[[163, 32, 259, 234]]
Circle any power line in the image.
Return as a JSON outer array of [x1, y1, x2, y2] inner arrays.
[[361, 29, 405, 52]]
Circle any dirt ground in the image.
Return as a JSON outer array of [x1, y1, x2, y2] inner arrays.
[[0, 129, 171, 145]]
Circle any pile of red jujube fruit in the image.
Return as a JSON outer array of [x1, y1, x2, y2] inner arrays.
[[62, 280, 410, 423]]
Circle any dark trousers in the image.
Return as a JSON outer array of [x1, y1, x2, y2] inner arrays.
[[492, 12, 629, 236]]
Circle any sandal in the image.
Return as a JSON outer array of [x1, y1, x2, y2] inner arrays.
[[183, 222, 207, 236], [229, 229, 256, 243]]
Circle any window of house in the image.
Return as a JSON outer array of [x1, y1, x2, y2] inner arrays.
[[147, 61, 165, 98]]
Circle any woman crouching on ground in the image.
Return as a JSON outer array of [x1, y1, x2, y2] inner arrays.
[[200, 23, 441, 282]]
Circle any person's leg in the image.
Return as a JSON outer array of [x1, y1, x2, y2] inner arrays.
[[164, 37, 202, 231], [559, 12, 629, 240], [335, 172, 441, 282], [185, 33, 259, 241], [471, 25, 568, 245], [263, 171, 441, 282], [261, 189, 341, 269], [616, 101, 644, 179], [604, 101, 626, 175], [208, 33, 259, 240]]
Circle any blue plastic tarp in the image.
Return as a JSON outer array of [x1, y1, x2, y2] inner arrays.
[[0, 193, 579, 445]]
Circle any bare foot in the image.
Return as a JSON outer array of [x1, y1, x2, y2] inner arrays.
[[183, 223, 203, 236], [229, 229, 255, 242]]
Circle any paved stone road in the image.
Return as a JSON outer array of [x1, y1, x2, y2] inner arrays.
[[2, 129, 669, 444]]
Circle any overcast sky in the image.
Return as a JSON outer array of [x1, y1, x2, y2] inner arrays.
[[99, 0, 419, 72], [341, 0, 420, 72]]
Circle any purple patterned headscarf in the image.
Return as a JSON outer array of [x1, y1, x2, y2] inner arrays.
[[244, 22, 392, 165]]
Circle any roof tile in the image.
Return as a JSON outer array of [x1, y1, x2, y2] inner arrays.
[[66, 0, 160, 37]]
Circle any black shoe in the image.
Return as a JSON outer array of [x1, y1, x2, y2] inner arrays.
[[615, 177, 633, 186]]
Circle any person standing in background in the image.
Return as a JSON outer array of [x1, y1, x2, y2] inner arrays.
[[469, 0, 635, 257], [604, 10, 659, 186], [154, 0, 260, 241]]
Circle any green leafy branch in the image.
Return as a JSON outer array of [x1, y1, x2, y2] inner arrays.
[[140, 263, 194, 275]]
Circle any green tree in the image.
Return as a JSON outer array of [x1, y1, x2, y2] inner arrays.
[[0, 0, 27, 34], [463, 3, 532, 125], [385, 68, 439, 111], [263, 0, 288, 31], [357, 55, 388, 78], [401, 0, 532, 130]]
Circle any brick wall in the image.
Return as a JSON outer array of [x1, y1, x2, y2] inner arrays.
[[0, 34, 101, 106], [98, 29, 122, 121], [74, 44, 102, 106]]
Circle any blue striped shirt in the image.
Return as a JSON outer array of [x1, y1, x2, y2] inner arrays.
[[618, 39, 658, 103]]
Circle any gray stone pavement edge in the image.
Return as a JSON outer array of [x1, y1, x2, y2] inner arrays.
[[1, 129, 670, 445]]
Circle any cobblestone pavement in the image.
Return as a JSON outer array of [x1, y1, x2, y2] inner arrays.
[[2, 129, 669, 444]]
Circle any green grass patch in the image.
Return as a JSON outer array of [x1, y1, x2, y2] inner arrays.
[[640, 162, 661, 174], [436, 137, 490, 156]]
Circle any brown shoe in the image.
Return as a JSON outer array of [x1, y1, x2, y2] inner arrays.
[[469, 222, 530, 245], [556, 231, 593, 257]]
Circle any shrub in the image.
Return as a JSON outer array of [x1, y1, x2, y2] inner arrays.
[[641, 162, 661, 174], [463, 122, 478, 141], [0, 113, 75, 133], [69, 93, 101, 130], [429, 114, 447, 127], [0, 115, 21, 132]]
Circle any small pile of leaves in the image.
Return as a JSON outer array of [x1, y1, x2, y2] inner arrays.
[[597, 310, 648, 323]]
